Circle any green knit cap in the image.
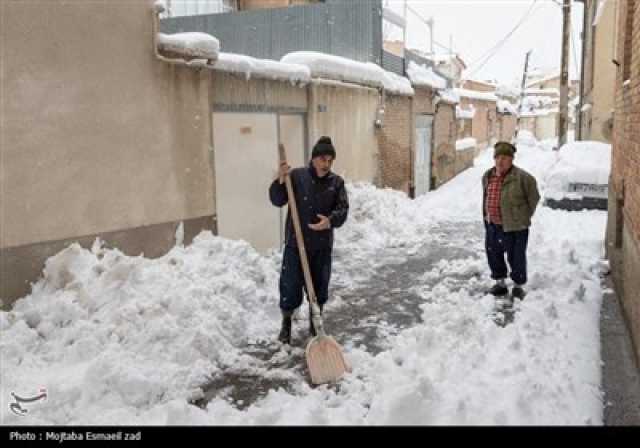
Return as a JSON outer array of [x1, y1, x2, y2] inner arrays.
[[494, 141, 516, 158]]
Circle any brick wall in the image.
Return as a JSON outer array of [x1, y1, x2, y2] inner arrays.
[[460, 97, 495, 150], [378, 94, 412, 193], [609, 0, 640, 363], [433, 101, 457, 187]]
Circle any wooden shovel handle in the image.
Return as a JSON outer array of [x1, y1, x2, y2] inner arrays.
[[278, 144, 319, 308]]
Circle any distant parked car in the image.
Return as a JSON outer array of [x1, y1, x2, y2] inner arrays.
[[543, 141, 611, 211]]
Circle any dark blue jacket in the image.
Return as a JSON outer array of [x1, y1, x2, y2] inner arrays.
[[269, 163, 349, 251]]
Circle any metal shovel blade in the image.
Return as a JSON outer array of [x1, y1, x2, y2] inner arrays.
[[305, 334, 350, 385]]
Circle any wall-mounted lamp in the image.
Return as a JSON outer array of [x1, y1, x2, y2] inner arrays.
[[375, 107, 385, 128]]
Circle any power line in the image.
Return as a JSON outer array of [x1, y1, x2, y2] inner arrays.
[[465, 0, 540, 79]]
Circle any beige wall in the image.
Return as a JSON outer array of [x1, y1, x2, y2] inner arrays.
[[213, 71, 307, 111], [588, 0, 617, 142], [308, 81, 381, 184], [1, 0, 216, 304], [497, 113, 517, 142], [536, 114, 558, 140]]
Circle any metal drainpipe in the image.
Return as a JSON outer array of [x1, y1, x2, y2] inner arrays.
[[576, 0, 588, 140], [153, 3, 203, 67]]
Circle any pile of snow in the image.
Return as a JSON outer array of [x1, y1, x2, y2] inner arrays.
[[523, 96, 556, 109], [544, 141, 612, 200], [281, 51, 385, 88], [382, 71, 414, 96], [497, 100, 518, 115], [495, 83, 521, 99], [456, 138, 477, 152], [406, 62, 447, 90], [581, 103, 593, 113], [437, 89, 460, 104], [456, 104, 476, 119], [213, 53, 311, 85], [515, 130, 539, 147], [454, 88, 498, 103], [157, 32, 220, 60], [0, 235, 282, 424]]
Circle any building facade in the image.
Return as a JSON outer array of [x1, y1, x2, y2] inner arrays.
[[607, 0, 640, 363]]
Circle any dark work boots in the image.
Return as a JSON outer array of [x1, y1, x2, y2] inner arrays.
[[488, 281, 509, 296], [278, 313, 292, 345]]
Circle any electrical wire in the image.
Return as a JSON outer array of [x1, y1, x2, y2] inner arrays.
[[465, 0, 540, 79]]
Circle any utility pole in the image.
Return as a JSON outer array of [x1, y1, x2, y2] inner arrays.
[[403, 0, 408, 54], [558, 0, 571, 150], [515, 50, 533, 140], [427, 17, 434, 55]]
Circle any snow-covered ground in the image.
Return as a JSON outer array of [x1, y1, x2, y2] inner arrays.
[[1, 136, 607, 425]]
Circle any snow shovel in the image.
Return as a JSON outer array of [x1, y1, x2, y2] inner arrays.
[[278, 143, 350, 385]]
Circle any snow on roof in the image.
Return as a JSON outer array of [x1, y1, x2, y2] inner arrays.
[[157, 32, 220, 60], [281, 51, 385, 88], [581, 103, 593, 112], [526, 73, 559, 88], [495, 84, 521, 98], [519, 108, 558, 118], [456, 104, 475, 119], [383, 7, 406, 28], [456, 137, 477, 151], [526, 88, 560, 96], [497, 100, 518, 115], [437, 88, 460, 104], [212, 53, 311, 84], [406, 61, 448, 90], [453, 88, 498, 102], [426, 53, 467, 69], [381, 71, 415, 96], [154, 0, 166, 13]]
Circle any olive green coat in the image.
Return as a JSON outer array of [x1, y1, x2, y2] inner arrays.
[[482, 165, 541, 232]]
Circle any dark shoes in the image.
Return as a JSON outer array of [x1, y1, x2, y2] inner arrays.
[[488, 283, 509, 296], [511, 286, 526, 300], [278, 315, 292, 345]]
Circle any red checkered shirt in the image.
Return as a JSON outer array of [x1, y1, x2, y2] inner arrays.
[[485, 170, 506, 224]]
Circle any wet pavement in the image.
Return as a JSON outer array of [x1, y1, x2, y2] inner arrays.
[[600, 274, 640, 425], [191, 221, 493, 410]]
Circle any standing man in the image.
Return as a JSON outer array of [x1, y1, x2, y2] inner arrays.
[[482, 141, 540, 301], [269, 136, 349, 345]]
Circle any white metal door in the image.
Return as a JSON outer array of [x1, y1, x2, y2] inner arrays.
[[414, 115, 433, 196], [213, 112, 280, 252], [212, 112, 305, 253], [277, 114, 306, 247]]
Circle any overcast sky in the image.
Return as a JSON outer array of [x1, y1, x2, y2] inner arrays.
[[384, 0, 584, 86]]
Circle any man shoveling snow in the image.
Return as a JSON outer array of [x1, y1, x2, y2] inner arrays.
[[268, 136, 349, 345]]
